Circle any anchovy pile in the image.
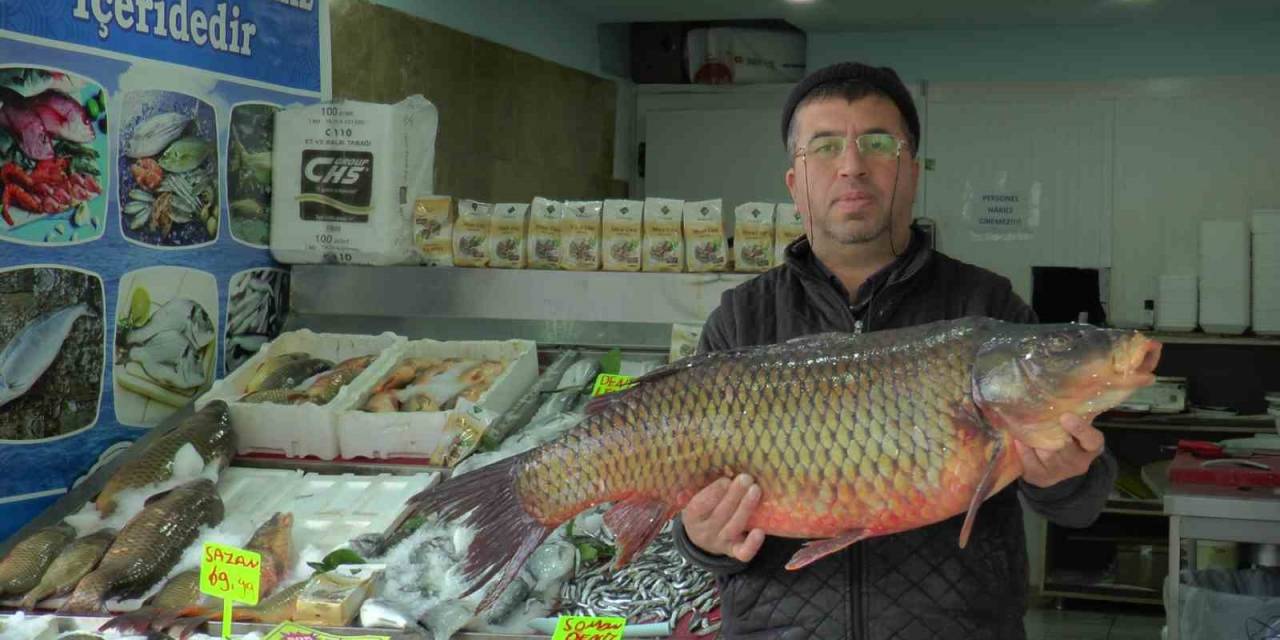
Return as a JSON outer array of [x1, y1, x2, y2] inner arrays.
[[559, 523, 720, 636]]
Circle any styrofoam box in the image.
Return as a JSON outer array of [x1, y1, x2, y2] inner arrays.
[[218, 466, 438, 555], [335, 339, 539, 462], [196, 329, 406, 459]]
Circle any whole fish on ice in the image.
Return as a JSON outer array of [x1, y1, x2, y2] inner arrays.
[[62, 479, 224, 614], [0, 522, 76, 596], [18, 529, 116, 609], [95, 400, 236, 516], [405, 317, 1162, 611], [0, 302, 94, 409]]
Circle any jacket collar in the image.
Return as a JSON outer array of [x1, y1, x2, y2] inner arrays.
[[784, 224, 933, 300]]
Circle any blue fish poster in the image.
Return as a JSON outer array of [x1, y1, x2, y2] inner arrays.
[[0, 0, 329, 539]]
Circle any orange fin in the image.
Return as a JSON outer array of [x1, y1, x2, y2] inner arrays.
[[603, 497, 674, 569], [958, 438, 1005, 548], [785, 528, 869, 570]]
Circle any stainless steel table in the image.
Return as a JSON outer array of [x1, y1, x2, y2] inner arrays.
[[1163, 481, 1280, 640]]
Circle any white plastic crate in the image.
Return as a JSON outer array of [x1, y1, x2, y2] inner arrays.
[[334, 339, 538, 463], [196, 329, 406, 459]]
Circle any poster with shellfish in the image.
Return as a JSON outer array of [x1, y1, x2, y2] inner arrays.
[[0, 1, 328, 539]]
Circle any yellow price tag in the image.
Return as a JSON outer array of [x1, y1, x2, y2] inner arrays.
[[551, 615, 627, 640], [200, 542, 262, 639], [262, 622, 390, 640], [591, 374, 634, 397]]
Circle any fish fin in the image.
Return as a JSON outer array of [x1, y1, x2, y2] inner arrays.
[[142, 486, 177, 507], [59, 572, 109, 615], [784, 528, 870, 570], [404, 453, 553, 614], [158, 614, 213, 639], [17, 588, 48, 611], [958, 438, 1005, 549], [602, 497, 675, 570], [584, 345, 759, 416], [783, 332, 851, 345], [99, 606, 181, 634]]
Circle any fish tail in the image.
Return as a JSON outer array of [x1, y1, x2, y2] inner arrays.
[[17, 584, 51, 610], [404, 454, 553, 613], [94, 493, 117, 517], [60, 572, 109, 615], [99, 606, 179, 634]]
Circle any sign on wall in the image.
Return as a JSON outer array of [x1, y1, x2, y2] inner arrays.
[[0, 0, 329, 539]]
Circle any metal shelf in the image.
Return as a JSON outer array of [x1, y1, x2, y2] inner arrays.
[[1147, 331, 1280, 347], [290, 265, 753, 350], [1041, 584, 1163, 606], [1102, 498, 1166, 517], [1095, 415, 1275, 434]]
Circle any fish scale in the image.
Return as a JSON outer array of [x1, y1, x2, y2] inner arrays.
[[63, 479, 224, 614], [519, 326, 982, 538], [408, 317, 1162, 612]]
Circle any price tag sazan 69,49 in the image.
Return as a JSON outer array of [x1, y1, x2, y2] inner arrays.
[[591, 374, 635, 397], [200, 542, 262, 605]]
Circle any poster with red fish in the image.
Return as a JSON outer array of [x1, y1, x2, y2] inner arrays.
[[0, 1, 330, 540], [0, 67, 109, 245]]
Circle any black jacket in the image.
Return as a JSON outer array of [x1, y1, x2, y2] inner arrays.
[[673, 228, 1117, 640]]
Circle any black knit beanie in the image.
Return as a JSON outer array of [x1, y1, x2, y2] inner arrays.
[[781, 62, 920, 153]]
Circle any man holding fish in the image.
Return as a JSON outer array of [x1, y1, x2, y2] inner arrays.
[[673, 62, 1121, 638]]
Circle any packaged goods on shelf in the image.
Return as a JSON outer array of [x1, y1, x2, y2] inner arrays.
[[488, 203, 530, 269], [683, 199, 727, 273], [527, 197, 564, 270], [735, 202, 776, 272], [642, 197, 685, 272], [775, 202, 803, 264], [414, 195, 455, 266], [452, 199, 492, 268], [562, 200, 603, 271], [270, 95, 437, 266], [601, 199, 643, 272]]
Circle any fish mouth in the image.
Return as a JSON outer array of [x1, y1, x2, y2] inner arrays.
[[1112, 334, 1162, 387]]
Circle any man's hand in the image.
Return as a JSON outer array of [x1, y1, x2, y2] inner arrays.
[[681, 473, 765, 562], [1016, 414, 1105, 488]]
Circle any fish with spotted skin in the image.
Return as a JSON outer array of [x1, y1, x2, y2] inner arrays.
[[94, 400, 236, 516], [0, 522, 76, 596], [404, 317, 1163, 611], [18, 529, 116, 609], [63, 479, 224, 614]]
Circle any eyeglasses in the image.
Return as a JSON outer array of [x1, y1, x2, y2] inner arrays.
[[795, 133, 906, 163]]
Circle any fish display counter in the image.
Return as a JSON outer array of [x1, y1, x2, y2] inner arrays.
[[0, 329, 711, 640]]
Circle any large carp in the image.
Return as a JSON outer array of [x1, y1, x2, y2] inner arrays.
[[407, 317, 1162, 610]]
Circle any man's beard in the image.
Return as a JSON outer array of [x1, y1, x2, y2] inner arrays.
[[818, 208, 892, 245]]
